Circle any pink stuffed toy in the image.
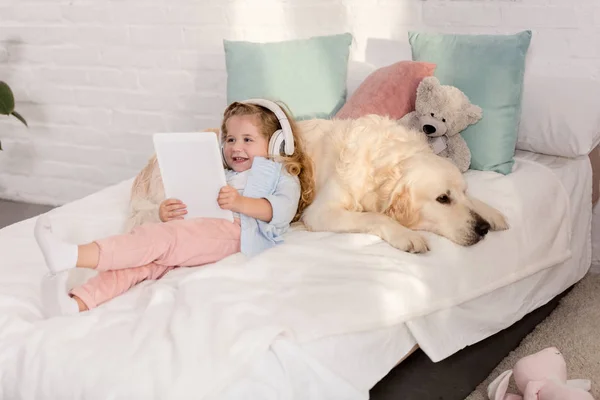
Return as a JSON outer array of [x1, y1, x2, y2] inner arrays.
[[487, 347, 595, 400]]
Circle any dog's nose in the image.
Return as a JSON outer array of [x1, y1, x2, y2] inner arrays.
[[475, 220, 490, 237], [423, 125, 436, 135]]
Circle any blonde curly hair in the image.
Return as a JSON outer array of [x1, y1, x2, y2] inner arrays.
[[220, 101, 315, 222]]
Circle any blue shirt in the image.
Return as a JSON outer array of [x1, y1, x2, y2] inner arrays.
[[237, 157, 301, 257]]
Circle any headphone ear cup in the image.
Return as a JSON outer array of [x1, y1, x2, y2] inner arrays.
[[269, 129, 285, 157]]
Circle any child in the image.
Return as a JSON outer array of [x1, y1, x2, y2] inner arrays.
[[34, 99, 315, 317]]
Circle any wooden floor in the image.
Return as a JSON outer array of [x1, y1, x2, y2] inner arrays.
[[0, 199, 54, 229]]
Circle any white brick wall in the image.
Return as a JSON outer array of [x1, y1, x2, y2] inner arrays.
[[0, 0, 598, 205]]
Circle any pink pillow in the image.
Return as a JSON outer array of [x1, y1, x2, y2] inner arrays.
[[335, 61, 436, 120]]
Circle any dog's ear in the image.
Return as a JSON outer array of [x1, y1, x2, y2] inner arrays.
[[384, 186, 420, 228]]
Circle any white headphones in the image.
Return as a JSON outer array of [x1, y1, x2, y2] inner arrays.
[[220, 98, 295, 168]]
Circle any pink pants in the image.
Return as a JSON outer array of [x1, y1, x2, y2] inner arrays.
[[70, 218, 241, 310]]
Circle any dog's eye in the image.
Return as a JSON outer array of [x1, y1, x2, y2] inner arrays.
[[430, 113, 435, 117], [436, 194, 450, 204], [442, 118, 446, 123]]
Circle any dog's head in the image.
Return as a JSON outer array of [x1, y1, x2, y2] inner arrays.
[[383, 153, 491, 246]]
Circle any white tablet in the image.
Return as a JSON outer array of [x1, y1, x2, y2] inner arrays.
[[152, 132, 234, 223]]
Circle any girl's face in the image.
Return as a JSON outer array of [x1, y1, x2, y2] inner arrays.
[[223, 115, 269, 172]]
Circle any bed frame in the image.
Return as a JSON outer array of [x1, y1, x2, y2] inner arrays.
[[370, 285, 572, 400]]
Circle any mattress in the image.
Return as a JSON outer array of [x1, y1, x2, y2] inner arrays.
[[0, 151, 589, 400]]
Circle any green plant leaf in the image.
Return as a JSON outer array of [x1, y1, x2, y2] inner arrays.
[[11, 110, 27, 127], [0, 81, 15, 116]]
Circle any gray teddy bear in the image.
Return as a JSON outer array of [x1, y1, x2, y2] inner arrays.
[[398, 76, 483, 173]]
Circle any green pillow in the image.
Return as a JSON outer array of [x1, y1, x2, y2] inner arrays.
[[224, 33, 353, 121], [408, 30, 532, 174]]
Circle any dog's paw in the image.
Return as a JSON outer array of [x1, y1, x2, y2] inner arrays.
[[387, 230, 429, 253], [487, 210, 509, 231]]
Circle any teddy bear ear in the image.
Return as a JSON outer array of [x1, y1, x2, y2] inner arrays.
[[418, 76, 440, 92], [416, 76, 440, 102], [465, 103, 483, 124]]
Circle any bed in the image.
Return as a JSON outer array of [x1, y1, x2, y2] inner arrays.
[[1, 45, 599, 400], [0, 147, 593, 399]]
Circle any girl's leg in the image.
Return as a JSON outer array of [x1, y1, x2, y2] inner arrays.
[[70, 263, 175, 311], [41, 263, 174, 318], [35, 215, 241, 274], [77, 242, 101, 269], [92, 217, 241, 271]]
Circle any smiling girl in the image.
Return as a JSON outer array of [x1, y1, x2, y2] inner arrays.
[[34, 99, 315, 317]]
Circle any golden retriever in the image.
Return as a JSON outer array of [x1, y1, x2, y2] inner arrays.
[[296, 115, 509, 253]]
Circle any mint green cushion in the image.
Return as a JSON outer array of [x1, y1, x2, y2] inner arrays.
[[409, 30, 532, 174], [224, 33, 353, 121]]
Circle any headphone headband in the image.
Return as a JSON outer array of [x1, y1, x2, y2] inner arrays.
[[241, 98, 295, 156]]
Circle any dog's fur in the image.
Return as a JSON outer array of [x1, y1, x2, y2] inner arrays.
[[126, 117, 508, 253], [297, 115, 508, 253]]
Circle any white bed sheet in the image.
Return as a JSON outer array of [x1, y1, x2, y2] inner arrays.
[[252, 150, 593, 396], [0, 151, 585, 400]]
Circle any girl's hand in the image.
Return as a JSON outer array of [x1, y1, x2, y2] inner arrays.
[[159, 198, 187, 222], [218, 186, 242, 212]]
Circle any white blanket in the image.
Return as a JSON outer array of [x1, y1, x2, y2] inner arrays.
[[0, 158, 571, 399]]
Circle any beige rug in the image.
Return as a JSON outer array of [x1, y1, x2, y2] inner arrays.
[[466, 271, 600, 400]]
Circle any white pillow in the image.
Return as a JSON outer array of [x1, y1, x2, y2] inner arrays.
[[516, 75, 600, 158], [346, 39, 412, 98], [365, 38, 412, 68], [346, 60, 377, 98]]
